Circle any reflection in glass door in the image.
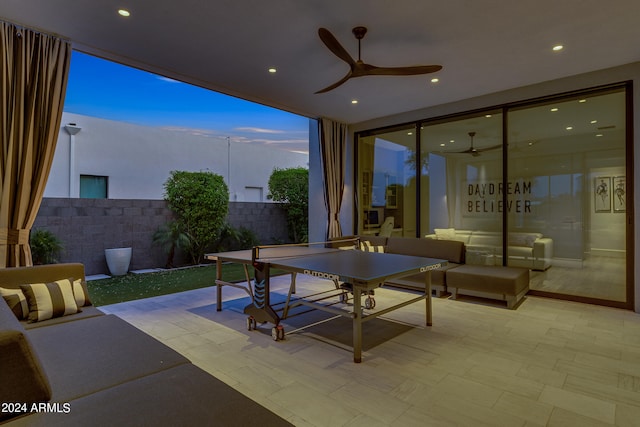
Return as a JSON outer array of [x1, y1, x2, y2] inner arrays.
[[508, 89, 628, 303], [357, 126, 417, 237], [420, 112, 503, 266]]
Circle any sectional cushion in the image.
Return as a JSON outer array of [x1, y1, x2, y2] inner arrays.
[[0, 300, 52, 422], [0, 286, 29, 319], [386, 237, 465, 264], [26, 314, 190, 402], [14, 364, 294, 427], [20, 280, 80, 323]]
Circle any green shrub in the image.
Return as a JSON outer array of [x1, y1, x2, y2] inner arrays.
[[164, 170, 229, 264], [30, 229, 63, 265], [268, 167, 308, 243], [212, 224, 260, 252]]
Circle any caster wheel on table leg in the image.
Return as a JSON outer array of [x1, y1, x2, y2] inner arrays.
[[247, 316, 257, 331], [339, 292, 349, 304], [272, 325, 285, 341], [365, 296, 376, 309]]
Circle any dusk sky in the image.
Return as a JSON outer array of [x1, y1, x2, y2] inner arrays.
[[63, 51, 311, 154]]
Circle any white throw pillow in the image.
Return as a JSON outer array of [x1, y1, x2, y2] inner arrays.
[[434, 228, 456, 240]]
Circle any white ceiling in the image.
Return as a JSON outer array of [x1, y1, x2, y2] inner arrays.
[[2, 0, 640, 125]]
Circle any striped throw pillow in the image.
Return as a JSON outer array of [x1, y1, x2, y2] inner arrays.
[[72, 278, 92, 307], [359, 241, 385, 253], [0, 287, 29, 319], [20, 279, 79, 323]]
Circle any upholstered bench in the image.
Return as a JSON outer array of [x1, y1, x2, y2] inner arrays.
[[446, 265, 529, 309]]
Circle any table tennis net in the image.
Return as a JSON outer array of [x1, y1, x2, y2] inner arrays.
[[252, 238, 359, 261]]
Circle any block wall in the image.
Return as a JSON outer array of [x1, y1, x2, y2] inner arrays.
[[33, 198, 289, 275]]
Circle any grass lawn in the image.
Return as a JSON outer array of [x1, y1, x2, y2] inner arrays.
[[87, 263, 249, 306]]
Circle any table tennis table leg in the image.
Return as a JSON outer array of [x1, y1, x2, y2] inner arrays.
[[216, 258, 223, 312], [352, 286, 363, 363], [426, 270, 432, 326]]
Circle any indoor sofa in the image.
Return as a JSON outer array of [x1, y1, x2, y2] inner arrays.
[[425, 228, 553, 270], [0, 263, 292, 426]]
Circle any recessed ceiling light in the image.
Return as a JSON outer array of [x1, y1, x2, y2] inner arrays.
[[351, 99, 358, 104], [590, 120, 597, 124], [596, 133, 603, 137], [579, 99, 587, 103], [550, 108, 559, 112], [440, 143, 446, 147], [118, 9, 130, 17], [485, 114, 492, 118], [449, 139, 455, 143], [566, 126, 573, 130], [407, 132, 413, 136], [430, 78, 439, 83], [268, 68, 277, 73], [552, 45, 563, 52]]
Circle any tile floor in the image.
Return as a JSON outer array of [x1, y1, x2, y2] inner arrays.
[[100, 275, 640, 427]]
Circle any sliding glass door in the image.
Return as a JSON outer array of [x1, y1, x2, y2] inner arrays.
[[355, 83, 632, 308]]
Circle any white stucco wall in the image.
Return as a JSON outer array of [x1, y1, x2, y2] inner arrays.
[[46, 113, 309, 200]]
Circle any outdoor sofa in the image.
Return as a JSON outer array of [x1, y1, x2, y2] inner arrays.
[[352, 235, 529, 308], [0, 263, 292, 426], [337, 235, 466, 297]]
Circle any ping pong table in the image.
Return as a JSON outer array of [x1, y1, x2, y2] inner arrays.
[[206, 242, 445, 363]]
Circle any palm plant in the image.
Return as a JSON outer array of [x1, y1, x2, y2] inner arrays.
[[152, 221, 192, 268]]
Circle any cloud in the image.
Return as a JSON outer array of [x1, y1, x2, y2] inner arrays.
[[160, 126, 224, 138], [158, 126, 309, 155], [234, 127, 286, 134]]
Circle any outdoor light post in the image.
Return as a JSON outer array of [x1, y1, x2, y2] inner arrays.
[[64, 123, 82, 198], [226, 136, 231, 188]]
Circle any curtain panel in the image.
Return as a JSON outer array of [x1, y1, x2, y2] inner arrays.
[[319, 118, 347, 239], [0, 22, 71, 267]]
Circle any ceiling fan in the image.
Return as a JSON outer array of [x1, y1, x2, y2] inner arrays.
[[449, 132, 502, 157], [315, 26, 442, 94]]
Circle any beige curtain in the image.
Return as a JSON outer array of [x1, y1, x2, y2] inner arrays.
[[0, 22, 71, 267], [319, 118, 347, 239]]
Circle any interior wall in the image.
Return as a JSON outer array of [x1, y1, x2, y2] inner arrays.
[[329, 61, 640, 312]]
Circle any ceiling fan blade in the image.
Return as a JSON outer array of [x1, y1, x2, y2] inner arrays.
[[314, 71, 353, 94], [315, 26, 443, 94], [364, 64, 443, 76], [318, 28, 356, 66], [477, 144, 502, 152]]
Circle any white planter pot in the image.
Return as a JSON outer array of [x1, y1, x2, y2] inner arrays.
[[105, 247, 132, 276]]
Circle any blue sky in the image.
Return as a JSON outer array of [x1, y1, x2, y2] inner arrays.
[[63, 51, 310, 154]]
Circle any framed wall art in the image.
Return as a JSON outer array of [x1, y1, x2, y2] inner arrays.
[[613, 176, 626, 213], [594, 177, 611, 212]]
